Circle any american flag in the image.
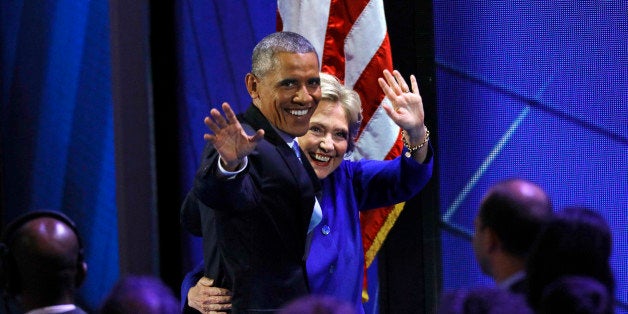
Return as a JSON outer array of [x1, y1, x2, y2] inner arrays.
[[277, 0, 405, 300]]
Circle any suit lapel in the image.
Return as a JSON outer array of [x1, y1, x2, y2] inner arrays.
[[241, 105, 321, 242], [242, 105, 320, 193], [241, 105, 284, 147]]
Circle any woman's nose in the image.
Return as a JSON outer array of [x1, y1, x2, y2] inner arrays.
[[319, 136, 333, 151]]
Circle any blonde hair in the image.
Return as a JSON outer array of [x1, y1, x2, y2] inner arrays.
[[319, 72, 363, 153]]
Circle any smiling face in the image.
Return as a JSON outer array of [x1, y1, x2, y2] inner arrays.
[[298, 100, 349, 179], [247, 51, 321, 137]]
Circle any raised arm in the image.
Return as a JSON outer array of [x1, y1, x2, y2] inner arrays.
[[378, 69, 429, 164], [203, 102, 264, 171]]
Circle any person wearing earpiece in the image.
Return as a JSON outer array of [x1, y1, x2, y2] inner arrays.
[[0, 210, 87, 314]]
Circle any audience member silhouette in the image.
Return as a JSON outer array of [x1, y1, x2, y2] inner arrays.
[[99, 275, 179, 314], [278, 295, 355, 314], [525, 206, 614, 313], [472, 178, 552, 293], [437, 287, 533, 314], [0, 210, 88, 314], [539, 275, 610, 314]]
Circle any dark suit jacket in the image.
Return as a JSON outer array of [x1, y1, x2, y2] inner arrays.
[[179, 191, 223, 314], [509, 277, 527, 295], [185, 104, 320, 313]]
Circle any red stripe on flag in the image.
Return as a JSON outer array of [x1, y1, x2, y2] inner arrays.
[[321, 0, 369, 81], [276, 9, 283, 32], [351, 35, 393, 136]]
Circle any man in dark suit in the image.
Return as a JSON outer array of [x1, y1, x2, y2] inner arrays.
[[181, 31, 322, 313], [472, 179, 552, 294], [0, 210, 88, 314]]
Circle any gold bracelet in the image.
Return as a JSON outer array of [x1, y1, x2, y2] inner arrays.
[[402, 127, 430, 158]]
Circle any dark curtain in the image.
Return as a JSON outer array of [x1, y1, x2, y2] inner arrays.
[[173, 0, 277, 272], [1, 1, 118, 310]]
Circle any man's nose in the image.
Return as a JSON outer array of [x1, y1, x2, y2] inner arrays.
[[294, 85, 313, 104]]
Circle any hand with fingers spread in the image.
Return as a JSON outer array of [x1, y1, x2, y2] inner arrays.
[[187, 277, 232, 314], [378, 69, 426, 138], [378, 69, 429, 162], [203, 102, 265, 171]]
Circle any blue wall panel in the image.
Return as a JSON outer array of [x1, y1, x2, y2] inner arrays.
[[435, 1, 628, 311]]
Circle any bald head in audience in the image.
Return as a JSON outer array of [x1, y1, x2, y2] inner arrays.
[[2, 211, 87, 313], [472, 179, 552, 293]]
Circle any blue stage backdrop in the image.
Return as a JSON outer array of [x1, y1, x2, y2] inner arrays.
[[434, 1, 628, 312], [174, 0, 277, 272], [0, 1, 118, 310], [3, 0, 626, 312]]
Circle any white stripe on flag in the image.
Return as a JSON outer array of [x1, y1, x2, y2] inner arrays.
[[344, 0, 386, 89], [351, 98, 399, 161], [277, 0, 331, 67]]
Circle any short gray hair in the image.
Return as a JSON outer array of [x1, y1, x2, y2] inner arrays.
[[251, 31, 318, 78], [319, 72, 363, 153]]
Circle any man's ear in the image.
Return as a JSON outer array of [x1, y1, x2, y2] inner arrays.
[[245, 73, 258, 99], [485, 228, 501, 253], [75, 261, 87, 288]]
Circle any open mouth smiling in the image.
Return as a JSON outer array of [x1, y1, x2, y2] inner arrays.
[[311, 153, 331, 163], [289, 109, 309, 116]]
